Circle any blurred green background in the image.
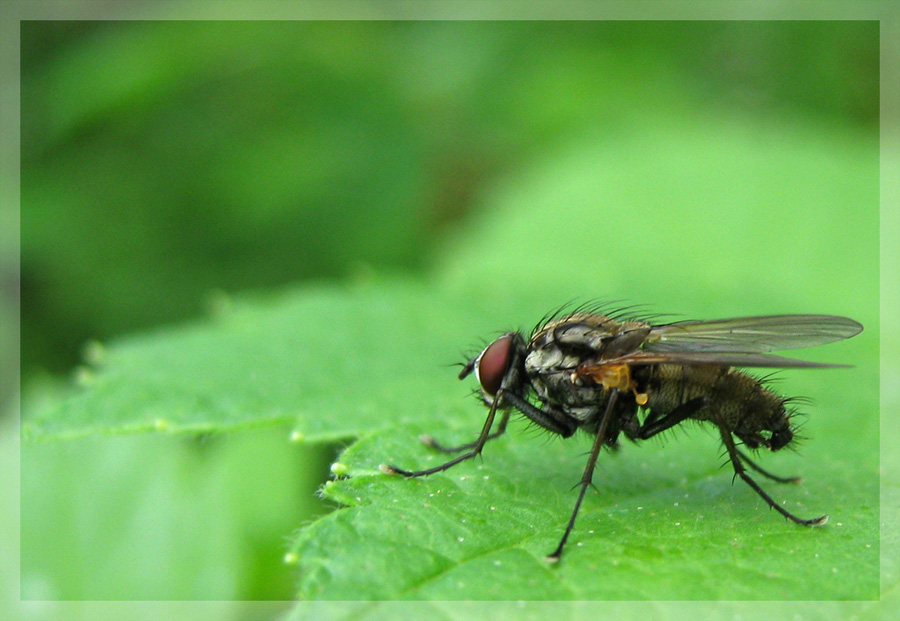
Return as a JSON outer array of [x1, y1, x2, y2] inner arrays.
[[17, 20, 877, 383], [14, 20, 879, 606]]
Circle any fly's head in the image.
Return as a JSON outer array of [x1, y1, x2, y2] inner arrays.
[[459, 332, 528, 407]]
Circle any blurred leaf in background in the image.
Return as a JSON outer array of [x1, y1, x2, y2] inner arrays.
[[17, 20, 876, 382], [15, 18, 881, 609], [20, 21, 427, 378]]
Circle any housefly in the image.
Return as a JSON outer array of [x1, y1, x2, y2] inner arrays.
[[380, 309, 863, 561]]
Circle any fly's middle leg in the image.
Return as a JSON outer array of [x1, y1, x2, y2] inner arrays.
[[546, 390, 620, 563]]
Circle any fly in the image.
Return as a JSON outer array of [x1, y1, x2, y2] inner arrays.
[[380, 309, 863, 562]]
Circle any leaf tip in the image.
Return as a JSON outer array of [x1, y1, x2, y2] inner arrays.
[[330, 462, 349, 477]]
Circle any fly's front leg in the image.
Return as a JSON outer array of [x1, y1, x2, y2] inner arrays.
[[421, 411, 511, 454], [423, 391, 576, 452], [711, 409, 826, 526], [502, 391, 578, 438], [381, 390, 577, 477], [380, 389, 506, 477]]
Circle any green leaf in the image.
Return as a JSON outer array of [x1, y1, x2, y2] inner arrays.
[[22, 279, 495, 442], [23, 119, 883, 604], [294, 425, 880, 600]]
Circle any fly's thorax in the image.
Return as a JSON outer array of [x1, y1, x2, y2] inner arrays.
[[642, 364, 792, 450], [524, 336, 585, 402], [524, 343, 585, 377], [525, 313, 647, 425], [526, 313, 627, 376], [530, 313, 651, 355], [525, 347, 610, 424]]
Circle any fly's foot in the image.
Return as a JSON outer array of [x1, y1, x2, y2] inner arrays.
[[379, 463, 408, 476]]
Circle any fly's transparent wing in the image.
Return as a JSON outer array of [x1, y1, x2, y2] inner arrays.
[[644, 315, 862, 354], [608, 351, 851, 369]]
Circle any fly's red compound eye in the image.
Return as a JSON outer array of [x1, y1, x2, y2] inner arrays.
[[475, 335, 513, 396]]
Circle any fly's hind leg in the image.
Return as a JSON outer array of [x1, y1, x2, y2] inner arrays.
[[711, 409, 827, 526], [735, 448, 801, 484], [635, 399, 802, 485]]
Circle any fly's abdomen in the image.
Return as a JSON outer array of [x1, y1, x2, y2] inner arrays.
[[643, 364, 794, 451]]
